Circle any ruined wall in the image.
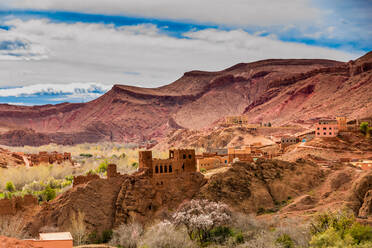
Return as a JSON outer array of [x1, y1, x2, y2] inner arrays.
[[0, 194, 38, 215], [29, 151, 72, 166], [73, 174, 100, 187], [107, 163, 120, 178]]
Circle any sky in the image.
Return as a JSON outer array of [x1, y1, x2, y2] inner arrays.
[[0, 0, 371, 105]]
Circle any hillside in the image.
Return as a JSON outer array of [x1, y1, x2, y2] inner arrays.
[[0, 52, 371, 146]]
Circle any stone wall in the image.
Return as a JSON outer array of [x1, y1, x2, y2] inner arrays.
[[0, 194, 38, 215]]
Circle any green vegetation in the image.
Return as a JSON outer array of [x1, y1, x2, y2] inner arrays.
[[309, 210, 372, 247], [5, 181, 15, 192], [80, 153, 93, 158], [360, 122, 371, 138], [200, 168, 207, 173], [276, 234, 295, 248], [96, 160, 108, 173], [42, 185, 56, 201]]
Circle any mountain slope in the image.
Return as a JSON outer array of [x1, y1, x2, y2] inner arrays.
[[0, 53, 371, 145]]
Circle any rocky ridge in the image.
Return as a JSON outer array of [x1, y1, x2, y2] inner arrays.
[[0, 52, 371, 146]]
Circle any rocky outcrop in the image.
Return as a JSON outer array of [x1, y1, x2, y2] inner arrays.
[[25, 168, 206, 236], [348, 172, 372, 216], [359, 190, 372, 218], [197, 159, 322, 213], [26, 176, 127, 236], [114, 172, 206, 226], [0, 147, 25, 167]]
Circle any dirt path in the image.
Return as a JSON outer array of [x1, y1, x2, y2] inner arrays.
[[22, 155, 30, 168]]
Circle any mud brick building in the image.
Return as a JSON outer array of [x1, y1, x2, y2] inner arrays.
[[196, 152, 229, 171], [315, 120, 339, 137], [280, 136, 300, 149], [139, 149, 197, 185]]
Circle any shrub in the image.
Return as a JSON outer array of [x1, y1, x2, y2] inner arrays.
[[5, 181, 15, 192], [140, 221, 195, 248], [347, 222, 372, 245], [96, 160, 108, 173], [200, 168, 207, 173], [110, 222, 143, 248], [360, 122, 369, 135], [209, 226, 234, 244], [131, 162, 138, 168], [42, 185, 56, 201], [101, 229, 113, 243], [80, 153, 93, 158], [173, 199, 232, 244], [276, 234, 294, 248], [235, 232, 244, 244], [310, 210, 372, 247]]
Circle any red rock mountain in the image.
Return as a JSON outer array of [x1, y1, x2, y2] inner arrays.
[[0, 52, 371, 146]]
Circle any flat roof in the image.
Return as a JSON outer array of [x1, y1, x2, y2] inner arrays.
[[39, 232, 73, 240]]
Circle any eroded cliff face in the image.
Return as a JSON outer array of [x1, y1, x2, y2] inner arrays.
[[2, 53, 372, 146], [25, 170, 206, 236]]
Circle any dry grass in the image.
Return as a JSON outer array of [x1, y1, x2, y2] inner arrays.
[[0, 215, 28, 239]]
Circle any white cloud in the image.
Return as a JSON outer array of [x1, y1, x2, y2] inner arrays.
[[0, 19, 362, 89], [0, 82, 111, 97], [2, 0, 323, 27]]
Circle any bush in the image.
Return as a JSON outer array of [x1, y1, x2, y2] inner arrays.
[[42, 186, 56, 201], [360, 122, 369, 135], [110, 222, 143, 248], [140, 221, 196, 248], [276, 234, 294, 248], [101, 229, 113, 243], [5, 181, 15, 192], [209, 226, 234, 244], [96, 160, 108, 173], [310, 210, 372, 247], [200, 168, 207, 173], [235, 232, 244, 244], [80, 153, 93, 158]]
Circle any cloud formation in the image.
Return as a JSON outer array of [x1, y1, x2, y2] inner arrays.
[[0, 82, 111, 105], [0, 19, 361, 89], [2, 0, 322, 27]]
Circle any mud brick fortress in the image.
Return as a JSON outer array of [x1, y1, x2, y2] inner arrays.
[[139, 149, 197, 185]]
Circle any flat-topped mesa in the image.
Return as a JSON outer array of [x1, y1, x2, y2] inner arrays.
[[139, 149, 197, 185]]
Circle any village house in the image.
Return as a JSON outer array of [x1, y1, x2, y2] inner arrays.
[[196, 152, 229, 171], [280, 136, 300, 149], [227, 143, 268, 164], [225, 116, 250, 125], [315, 120, 339, 137], [26, 232, 73, 248]]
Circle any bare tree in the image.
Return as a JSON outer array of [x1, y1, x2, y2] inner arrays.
[[0, 215, 27, 239], [69, 210, 87, 245]]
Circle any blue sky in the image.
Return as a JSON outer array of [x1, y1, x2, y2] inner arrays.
[[0, 0, 371, 105]]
